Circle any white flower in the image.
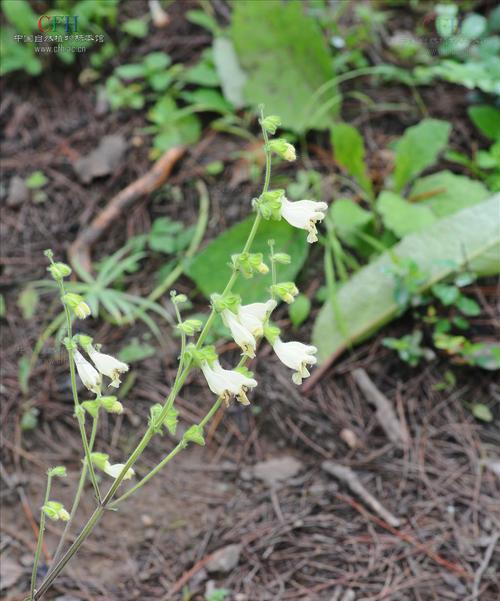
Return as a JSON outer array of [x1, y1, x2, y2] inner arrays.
[[74, 350, 102, 395], [272, 338, 317, 385], [280, 197, 328, 243], [104, 462, 135, 480], [86, 347, 129, 388], [201, 360, 257, 405], [238, 300, 277, 337], [222, 309, 257, 357]]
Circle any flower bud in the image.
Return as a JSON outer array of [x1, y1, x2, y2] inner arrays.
[[48, 466, 67, 478], [261, 115, 281, 135], [268, 139, 296, 161], [211, 292, 241, 313], [183, 424, 205, 446], [255, 189, 284, 220], [272, 253, 291, 264], [177, 319, 203, 336], [48, 262, 72, 281], [171, 292, 188, 304], [42, 501, 70, 521], [63, 293, 91, 319], [101, 396, 124, 414], [272, 282, 299, 304]]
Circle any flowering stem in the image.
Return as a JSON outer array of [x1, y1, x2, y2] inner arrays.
[[57, 277, 101, 502], [51, 414, 99, 565], [30, 473, 52, 600]]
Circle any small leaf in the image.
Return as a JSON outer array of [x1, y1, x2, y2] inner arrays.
[[115, 63, 146, 80], [118, 339, 156, 363], [20, 406, 39, 431], [331, 123, 372, 196], [289, 294, 311, 327], [121, 18, 148, 38], [164, 406, 179, 435], [456, 296, 481, 316], [18, 286, 39, 319], [472, 403, 493, 422], [186, 9, 219, 34], [329, 198, 373, 248], [394, 119, 451, 191], [18, 355, 30, 395], [468, 105, 500, 140], [25, 170, 48, 189], [431, 283, 460, 306], [183, 424, 205, 446]]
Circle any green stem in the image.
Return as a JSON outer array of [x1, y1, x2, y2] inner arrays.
[[51, 414, 98, 565], [30, 473, 52, 600]]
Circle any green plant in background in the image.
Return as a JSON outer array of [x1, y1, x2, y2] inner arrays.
[[446, 105, 500, 192], [383, 331, 435, 367]]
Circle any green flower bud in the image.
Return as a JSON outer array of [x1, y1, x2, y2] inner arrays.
[[48, 262, 72, 281], [211, 292, 241, 313], [76, 334, 93, 350], [82, 399, 101, 418], [62, 293, 91, 320], [255, 189, 284, 221], [42, 501, 70, 521], [171, 292, 188, 304], [272, 282, 299, 304], [186, 344, 218, 367], [177, 319, 203, 336], [268, 138, 296, 161], [48, 466, 67, 478], [90, 452, 109, 471], [101, 396, 124, 414], [272, 253, 291, 265], [261, 115, 281, 135]]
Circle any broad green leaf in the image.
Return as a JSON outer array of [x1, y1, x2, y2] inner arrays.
[[313, 195, 500, 362], [331, 123, 372, 196], [329, 198, 373, 247], [121, 18, 148, 38], [143, 52, 171, 72], [2, 0, 37, 34], [377, 191, 436, 237], [409, 171, 490, 217], [186, 216, 309, 303], [231, 0, 336, 132], [115, 63, 146, 80], [393, 119, 451, 191], [213, 37, 247, 108], [289, 294, 311, 327], [18, 286, 39, 319], [468, 105, 500, 140]]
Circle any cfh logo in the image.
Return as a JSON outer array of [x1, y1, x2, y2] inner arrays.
[[37, 15, 79, 33]]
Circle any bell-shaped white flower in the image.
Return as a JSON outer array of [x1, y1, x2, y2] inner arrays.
[[280, 197, 328, 243], [104, 462, 135, 480], [222, 309, 257, 357], [272, 338, 317, 385], [74, 350, 102, 395], [86, 347, 129, 388], [201, 360, 257, 405], [238, 299, 277, 338]]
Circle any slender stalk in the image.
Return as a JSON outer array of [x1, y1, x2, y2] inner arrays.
[[30, 473, 52, 599], [51, 414, 98, 565]]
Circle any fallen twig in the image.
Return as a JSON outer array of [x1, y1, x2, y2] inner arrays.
[[322, 461, 401, 527], [68, 145, 186, 275], [352, 368, 408, 447], [472, 531, 499, 599]]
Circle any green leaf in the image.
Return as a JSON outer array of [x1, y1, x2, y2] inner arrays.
[[164, 406, 179, 436], [312, 195, 500, 362], [377, 191, 436, 237], [21, 407, 39, 431], [289, 294, 311, 327], [409, 171, 490, 218], [331, 123, 372, 196], [121, 18, 148, 38], [456, 296, 481, 316], [115, 63, 146, 80], [180, 88, 233, 114], [143, 52, 171, 72], [468, 105, 500, 140], [393, 119, 451, 191], [118, 339, 156, 363], [18, 286, 39, 319], [329, 198, 373, 247], [2, 0, 37, 34], [472, 403, 493, 422], [431, 283, 459, 306], [186, 9, 219, 34], [231, 0, 336, 132], [18, 355, 30, 395], [186, 217, 309, 303], [25, 170, 48, 189], [148, 217, 194, 254], [213, 37, 247, 108], [183, 424, 205, 446]]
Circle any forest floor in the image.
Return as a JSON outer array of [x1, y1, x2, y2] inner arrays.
[[1, 3, 499, 601]]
